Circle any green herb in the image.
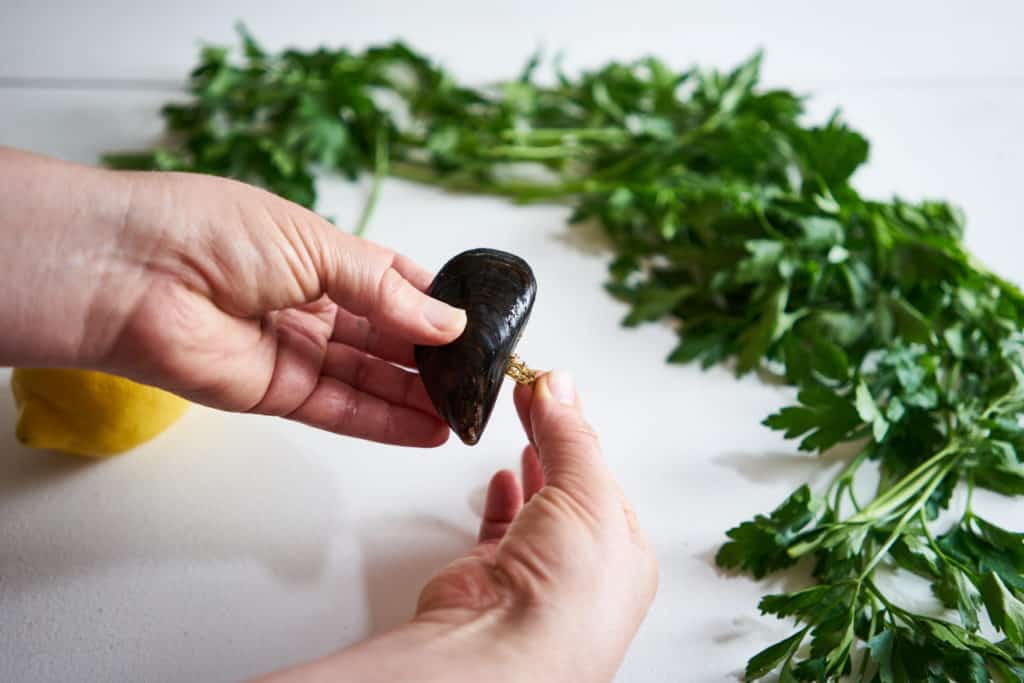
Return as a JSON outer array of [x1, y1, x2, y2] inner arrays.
[[105, 26, 1024, 681]]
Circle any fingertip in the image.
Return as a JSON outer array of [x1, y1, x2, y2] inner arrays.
[[479, 469, 523, 542], [514, 375, 539, 398], [537, 370, 576, 407], [513, 380, 537, 443], [392, 254, 465, 341], [513, 379, 535, 406], [397, 409, 451, 448], [530, 371, 581, 429], [527, 370, 606, 493], [424, 423, 451, 447], [489, 469, 520, 495], [330, 241, 466, 346], [422, 298, 467, 341]]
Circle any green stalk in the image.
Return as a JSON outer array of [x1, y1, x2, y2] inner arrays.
[[353, 126, 389, 237], [858, 456, 960, 579], [389, 160, 586, 201], [846, 442, 959, 524], [788, 444, 958, 559], [826, 447, 870, 511], [484, 144, 592, 160], [501, 127, 630, 144]]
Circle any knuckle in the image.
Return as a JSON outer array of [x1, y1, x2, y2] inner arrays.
[[362, 320, 381, 354], [332, 245, 362, 300], [541, 476, 607, 530], [373, 265, 407, 314], [574, 420, 602, 448], [544, 421, 602, 455]]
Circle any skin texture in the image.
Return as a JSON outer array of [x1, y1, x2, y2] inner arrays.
[[0, 146, 467, 446], [0, 146, 658, 682], [257, 373, 658, 683]]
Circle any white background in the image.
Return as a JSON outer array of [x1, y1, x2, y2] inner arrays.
[[1, 2, 1022, 681]]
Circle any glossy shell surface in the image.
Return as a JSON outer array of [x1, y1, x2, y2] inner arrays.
[[414, 249, 537, 445]]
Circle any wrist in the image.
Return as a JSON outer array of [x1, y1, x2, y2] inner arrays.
[[256, 611, 554, 683], [0, 147, 146, 369]]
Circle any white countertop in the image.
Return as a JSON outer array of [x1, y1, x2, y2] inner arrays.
[[1, 3, 1022, 681]]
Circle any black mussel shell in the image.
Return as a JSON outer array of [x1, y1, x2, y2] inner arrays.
[[415, 248, 537, 445]]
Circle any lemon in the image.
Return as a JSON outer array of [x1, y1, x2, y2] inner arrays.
[[10, 368, 189, 458]]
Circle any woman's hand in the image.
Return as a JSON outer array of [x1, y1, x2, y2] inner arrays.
[[0, 147, 657, 680], [0, 147, 466, 446], [259, 371, 659, 683]]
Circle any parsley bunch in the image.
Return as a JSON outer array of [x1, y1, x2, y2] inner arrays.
[[106, 28, 1024, 681]]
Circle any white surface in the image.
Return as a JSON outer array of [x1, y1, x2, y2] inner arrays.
[[1, 3, 1023, 682]]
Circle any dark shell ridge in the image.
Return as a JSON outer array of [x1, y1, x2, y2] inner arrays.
[[414, 248, 537, 445]]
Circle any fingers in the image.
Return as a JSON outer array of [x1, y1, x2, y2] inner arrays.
[[528, 370, 609, 499], [389, 252, 435, 292], [513, 380, 537, 445], [320, 342, 437, 416], [326, 231, 467, 346], [170, 180, 462, 348], [478, 470, 523, 542], [285, 375, 449, 447], [331, 308, 416, 367], [521, 444, 544, 502]]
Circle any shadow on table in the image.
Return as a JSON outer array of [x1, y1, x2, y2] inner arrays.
[[695, 540, 817, 656], [711, 439, 860, 486], [359, 516, 475, 635], [702, 444, 855, 588], [0, 388, 339, 594], [696, 443, 868, 652], [710, 451, 824, 485], [697, 542, 816, 593]]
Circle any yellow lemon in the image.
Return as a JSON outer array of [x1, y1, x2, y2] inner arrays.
[[10, 368, 189, 458]]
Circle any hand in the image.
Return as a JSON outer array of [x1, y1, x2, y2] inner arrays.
[[0, 147, 467, 446], [416, 370, 659, 680], [258, 371, 658, 683]]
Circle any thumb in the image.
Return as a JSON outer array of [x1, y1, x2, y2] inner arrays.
[[529, 370, 610, 501], [324, 229, 467, 345], [175, 176, 467, 346]]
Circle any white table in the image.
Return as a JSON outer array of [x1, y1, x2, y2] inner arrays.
[[1, 2, 1022, 681]]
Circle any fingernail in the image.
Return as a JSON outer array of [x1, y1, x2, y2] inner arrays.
[[424, 299, 467, 333], [545, 370, 576, 406]]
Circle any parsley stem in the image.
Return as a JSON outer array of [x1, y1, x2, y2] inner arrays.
[[864, 579, 910, 623], [353, 126, 388, 237], [388, 160, 585, 200], [827, 448, 869, 513], [964, 470, 975, 519], [591, 152, 647, 181], [856, 608, 879, 682], [501, 127, 629, 144], [858, 456, 959, 579], [917, 508, 975, 580], [847, 442, 958, 523], [485, 144, 590, 160]]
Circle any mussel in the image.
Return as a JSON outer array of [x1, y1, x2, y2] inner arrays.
[[415, 248, 537, 445]]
